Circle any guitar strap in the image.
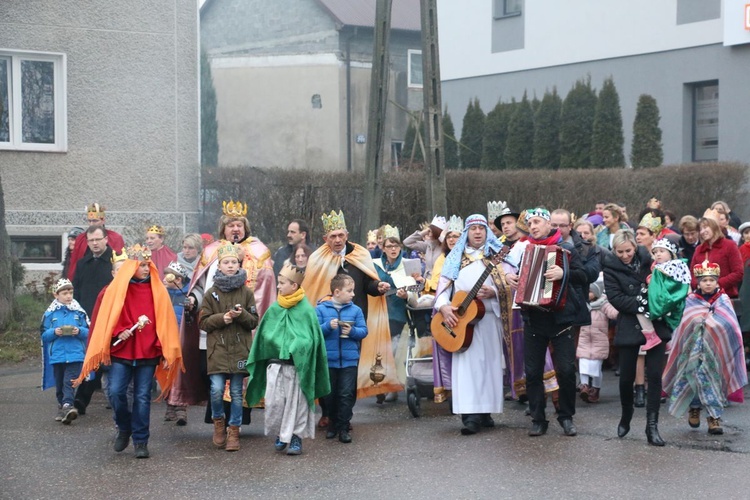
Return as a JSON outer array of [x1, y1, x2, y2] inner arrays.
[[481, 257, 514, 355]]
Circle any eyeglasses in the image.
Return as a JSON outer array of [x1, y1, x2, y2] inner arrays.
[[87, 237, 106, 243], [383, 244, 400, 249]]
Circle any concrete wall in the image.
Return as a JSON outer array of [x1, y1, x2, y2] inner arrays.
[[441, 43, 750, 166], [0, 0, 200, 270]]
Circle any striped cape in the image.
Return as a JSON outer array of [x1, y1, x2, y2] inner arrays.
[[663, 292, 747, 417]]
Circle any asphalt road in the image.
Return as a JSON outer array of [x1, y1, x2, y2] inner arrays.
[[2, 362, 750, 499]]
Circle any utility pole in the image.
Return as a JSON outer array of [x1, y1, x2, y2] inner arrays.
[[361, 0, 392, 242], [420, 0, 447, 217]]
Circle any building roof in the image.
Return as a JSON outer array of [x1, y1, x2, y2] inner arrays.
[[315, 0, 421, 32]]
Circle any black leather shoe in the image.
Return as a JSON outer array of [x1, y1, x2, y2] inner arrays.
[[461, 420, 480, 435], [114, 431, 131, 452], [339, 431, 352, 443], [560, 419, 577, 436], [528, 421, 549, 437], [480, 415, 495, 428], [325, 429, 337, 439], [134, 443, 150, 458]]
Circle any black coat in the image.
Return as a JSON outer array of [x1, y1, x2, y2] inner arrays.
[[603, 246, 671, 346], [73, 246, 114, 317], [570, 231, 601, 327], [341, 241, 382, 318]]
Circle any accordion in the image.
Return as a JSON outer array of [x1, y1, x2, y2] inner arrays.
[[514, 244, 569, 311]]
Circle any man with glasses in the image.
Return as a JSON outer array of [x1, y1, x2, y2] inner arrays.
[[68, 203, 125, 281]]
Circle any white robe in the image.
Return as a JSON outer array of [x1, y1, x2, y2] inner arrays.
[[435, 259, 505, 414]]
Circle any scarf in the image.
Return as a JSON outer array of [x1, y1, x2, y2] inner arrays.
[[528, 229, 563, 246], [442, 214, 504, 281], [277, 287, 306, 309], [380, 252, 403, 273], [212, 268, 248, 292], [72, 259, 184, 400]]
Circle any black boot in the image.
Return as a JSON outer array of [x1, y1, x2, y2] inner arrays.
[[634, 385, 646, 408], [646, 412, 665, 446], [617, 405, 634, 438]]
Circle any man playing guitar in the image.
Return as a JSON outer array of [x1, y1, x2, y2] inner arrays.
[[434, 214, 513, 435]]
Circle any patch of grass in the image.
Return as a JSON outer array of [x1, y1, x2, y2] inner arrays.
[[0, 294, 47, 363]]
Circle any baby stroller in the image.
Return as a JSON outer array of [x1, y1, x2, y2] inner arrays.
[[405, 305, 435, 417]]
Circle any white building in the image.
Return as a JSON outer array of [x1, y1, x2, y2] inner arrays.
[[437, 0, 750, 165]]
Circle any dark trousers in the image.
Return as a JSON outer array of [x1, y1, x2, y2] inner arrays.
[[524, 314, 576, 424], [323, 366, 358, 432], [618, 343, 666, 414], [74, 368, 105, 410], [54, 362, 82, 406]]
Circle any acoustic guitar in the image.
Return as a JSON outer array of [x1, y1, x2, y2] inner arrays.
[[431, 248, 509, 353]]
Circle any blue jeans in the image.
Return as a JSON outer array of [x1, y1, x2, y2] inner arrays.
[[53, 362, 82, 406], [209, 373, 245, 427], [109, 361, 156, 444]]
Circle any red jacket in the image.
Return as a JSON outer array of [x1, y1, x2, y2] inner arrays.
[[690, 236, 744, 298], [739, 242, 750, 265]]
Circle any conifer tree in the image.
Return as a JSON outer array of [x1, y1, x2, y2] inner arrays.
[[443, 110, 459, 169], [201, 49, 219, 167], [459, 98, 485, 169], [504, 93, 535, 169], [559, 78, 597, 169], [480, 100, 512, 170], [591, 77, 625, 168], [631, 94, 664, 168], [532, 89, 562, 170]]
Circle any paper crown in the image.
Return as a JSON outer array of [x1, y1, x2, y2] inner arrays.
[[146, 225, 165, 236], [525, 208, 551, 223], [382, 224, 400, 240], [111, 249, 129, 264], [279, 263, 305, 286], [638, 213, 663, 235], [446, 215, 464, 234], [126, 244, 152, 262], [652, 238, 677, 257], [217, 243, 241, 262], [366, 230, 378, 243], [693, 260, 720, 279], [516, 210, 530, 233], [165, 261, 188, 279], [223, 199, 248, 218], [322, 210, 347, 233], [430, 215, 448, 231], [52, 278, 73, 294], [702, 208, 721, 222], [487, 201, 505, 222], [86, 202, 106, 219]]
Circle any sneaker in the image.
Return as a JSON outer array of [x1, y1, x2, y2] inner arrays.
[[55, 405, 64, 422], [287, 435, 302, 455], [61, 404, 78, 425], [114, 430, 132, 452], [134, 443, 150, 458], [338, 430, 352, 443], [688, 407, 701, 428], [274, 436, 287, 451], [707, 417, 724, 435]]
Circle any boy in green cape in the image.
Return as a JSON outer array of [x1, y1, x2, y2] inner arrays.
[[246, 263, 330, 455]]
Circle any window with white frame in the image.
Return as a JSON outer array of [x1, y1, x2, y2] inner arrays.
[[407, 50, 423, 89], [494, 0, 522, 18], [0, 50, 67, 152]]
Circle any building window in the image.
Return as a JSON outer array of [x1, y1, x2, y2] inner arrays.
[[0, 50, 67, 152], [494, 0, 522, 19], [692, 81, 718, 162], [10, 235, 63, 263], [407, 50, 423, 89]]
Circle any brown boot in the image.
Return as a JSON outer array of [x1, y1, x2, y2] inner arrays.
[[587, 387, 600, 403], [225, 425, 240, 452], [707, 417, 724, 435], [212, 417, 227, 448]]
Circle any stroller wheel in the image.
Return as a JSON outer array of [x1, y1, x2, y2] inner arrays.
[[407, 391, 421, 418]]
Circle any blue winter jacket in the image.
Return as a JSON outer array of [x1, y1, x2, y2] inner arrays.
[[41, 305, 89, 364], [316, 299, 368, 369], [167, 279, 190, 327]]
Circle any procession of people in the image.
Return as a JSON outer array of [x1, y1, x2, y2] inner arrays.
[[42, 196, 749, 457]]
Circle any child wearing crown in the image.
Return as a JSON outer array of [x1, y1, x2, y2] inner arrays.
[[663, 261, 748, 435], [199, 243, 259, 452], [245, 264, 330, 455], [41, 278, 90, 424]]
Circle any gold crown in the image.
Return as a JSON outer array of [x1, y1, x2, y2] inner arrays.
[[52, 278, 73, 294], [126, 244, 151, 262], [217, 243, 241, 262], [382, 224, 400, 240], [693, 260, 721, 279], [322, 210, 347, 233], [367, 230, 378, 243], [146, 225, 165, 235], [638, 213, 663, 235], [86, 202, 105, 219], [279, 263, 305, 285], [111, 249, 129, 264], [223, 199, 248, 218]]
